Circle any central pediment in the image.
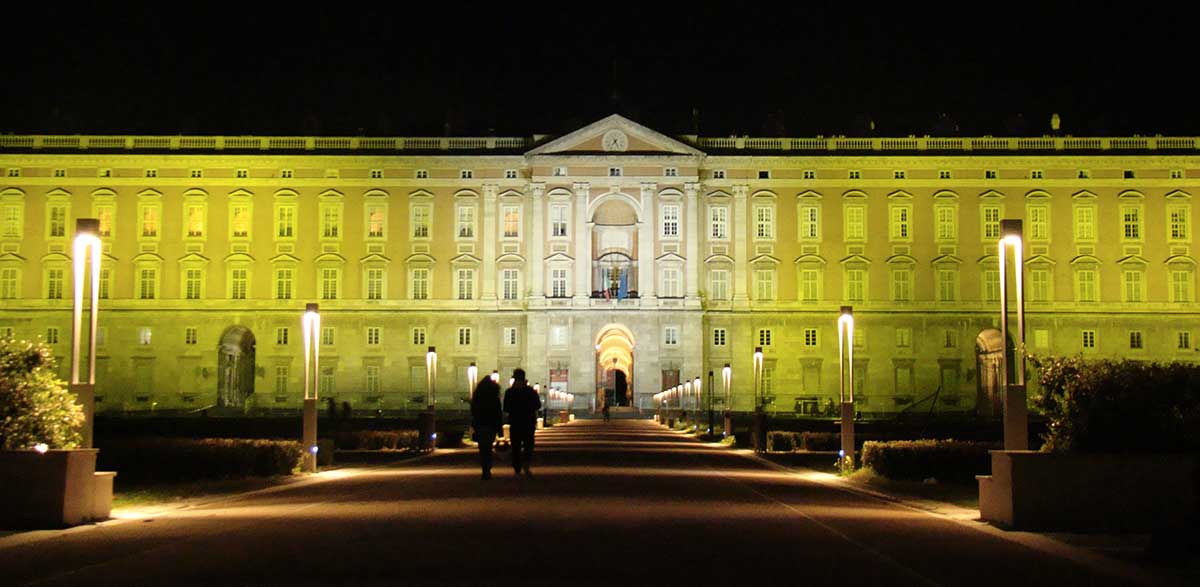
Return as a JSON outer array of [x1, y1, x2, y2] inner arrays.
[[525, 114, 705, 157]]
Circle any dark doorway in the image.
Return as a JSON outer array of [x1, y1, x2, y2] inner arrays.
[[218, 326, 256, 408], [615, 370, 628, 406]]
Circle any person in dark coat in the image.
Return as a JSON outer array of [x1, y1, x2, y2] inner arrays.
[[503, 368, 541, 477], [471, 377, 503, 480]]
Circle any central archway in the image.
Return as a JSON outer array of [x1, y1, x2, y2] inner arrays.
[[595, 325, 635, 408], [218, 326, 256, 408]]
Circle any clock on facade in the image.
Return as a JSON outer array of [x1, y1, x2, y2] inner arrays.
[[602, 130, 628, 152]]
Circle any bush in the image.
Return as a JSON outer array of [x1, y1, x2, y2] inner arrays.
[[335, 430, 421, 451], [97, 438, 304, 482], [861, 439, 996, 483], [0, 339, 84, 450], [1030, 356, 1200, 454], [767, 431, 799, 452], [800, 432, 840, 452]]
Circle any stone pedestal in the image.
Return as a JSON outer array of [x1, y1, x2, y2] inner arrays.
[[302, 398, 318, 472], [840, 402, 855, 463]]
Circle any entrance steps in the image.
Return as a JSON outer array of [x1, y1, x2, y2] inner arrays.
[[604, 406, 645, 420]]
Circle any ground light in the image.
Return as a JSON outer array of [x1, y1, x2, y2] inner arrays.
[[301, 303, 320, 472], [70, 218, 102, 448], [998, 218, 1029, 451], [837, 306, 855, 469]]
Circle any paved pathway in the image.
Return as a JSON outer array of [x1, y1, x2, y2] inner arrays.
[[0, 419, 1166, 585]]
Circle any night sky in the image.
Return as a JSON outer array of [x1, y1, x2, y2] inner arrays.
[[4, 3, 1196, 138]]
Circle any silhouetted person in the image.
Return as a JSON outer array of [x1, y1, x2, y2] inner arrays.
[[503, 368, 541, 477], [471, 378, 503, 480], [603, 403, 611, 423]]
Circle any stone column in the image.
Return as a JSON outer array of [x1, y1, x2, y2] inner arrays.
[[685, 182, 700, 302], [733, 184, 749, 304], [530, 183, 546, 304], [638, 182, 656, 301], [481, 183, 498, 301], [573, 182, 590, 304]]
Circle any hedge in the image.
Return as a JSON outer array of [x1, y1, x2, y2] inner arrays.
[[767, 431, 799, 452], [335, 430, 420, 451], [97, 438, 304, 482], [1030, 356, 1200, 454], [861, 440, 996, 483]]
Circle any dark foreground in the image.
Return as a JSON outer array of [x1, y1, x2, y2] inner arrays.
[[0, 420, 1162, 585]]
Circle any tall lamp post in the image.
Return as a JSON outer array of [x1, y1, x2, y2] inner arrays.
[[998, 219, 1028, 450], [706, 370, 714, 434], [467, 362, 478, 399], [752, 347, 766, 452], [722, 363, 732, 437], [70, 219, 101, 449], [683, 379, 692, 423], [419, 346, 437, 449], [301, 303, 320, 472], [693, 376, 701, 428], [838, 306, 856, 466]]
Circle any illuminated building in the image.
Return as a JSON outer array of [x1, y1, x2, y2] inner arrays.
[[0, 115, 1195, 416]]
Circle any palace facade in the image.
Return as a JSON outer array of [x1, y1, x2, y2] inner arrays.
[[0, 115, 1196, 416]]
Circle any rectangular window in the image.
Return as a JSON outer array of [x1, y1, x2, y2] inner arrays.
[[937, 269, 958, 302], [799, 206, 820, 240], [460, 170, 473, 179], [1122, 206, 1142, 240], [412, 205, 431, 238], [712, 170, 726, 179], [141, 205, 159, 237], [366, 268, 384, 300], [503, 327, 518, 346], [1168, 206, 1190, 241], [894, 170, 906, 179], [609, 167, 623, 177], [458, 327, 472, 346], [321, 206, 340, 238], [276, 327, 289, 345], [849, 170, 861, 179], [1031, 170, 1044, 179], [983, 269, 1000, 303], [1034, 329, 1049, 349], [709, 270, 729, 301], [551, 269, 568, 298], [943, 329, 958, 349], [550, 325, 568, 347], [935, 206, 957, 241], [502, 269, 519, 300], [367, 326, 381, 346], [755, 206, 774, 240], [412, 327, 426, 346], [1074, 206, 1096, 241], [846, 269, 865, 302], [895, 327, 912, 348], [505, 169, 518, 179], [552, 166, 567, 177], [369, 169, 383, 179], [45, 327, 59, 345], [664, 326, 679, 346], [46, 269, 64, 299], [321, 268, 339, 300], [1081, 170, 1093, 179], [138, 268, 156, 300], [1030, 269, 1050, 302], [457, 268, 475, 300], [803, 170, 816, 179], [230, 204, 250, 238], [457, 206, 476, 239], [280, 169, 293, 179], [236, 169, 249, 179], [664, 167, 678, 177], [800, 270, 819, 302], [185, 204, 204, 237], [803, 328, 818, 347], [48, 205, 67, 238], [275, 268, 294, 300], [138, 327, 152, 346], [0, 268, 17, 299], [366, 366, 381, 394], [416, 169, 428, 179], [94, 204, 113, 237], [985, 170, 997, 179], [845, 205, 865, 241], [661, 204, 680, 238], [1028, 205, 1049, 241], [1077, 270, 1098, 302], [99, 269, 110, 299], [319, 366, 335, 396], [890, 206, 911, 241], [321, 326, 335, 346], [230, 268, 248, 300], [939, 170, 952, 179], [503, 206, 520, 238], [982, 205, 1001, 240], [758, 328, 773, 346], [366, 205, 385, 239], [1129, 331, 1143, 350], [891, 269, 912, 302], [411, 268, 429, 300], [551, 204, 569, 237], [274, 366, 288, 394], [710, 206, 728, 239], [1123, 270, 1144, 302], [1, 204, 21, 239], [185, 268, 203, 300], [754, 269, 775, 300], [1082, 330, 1096, 349], [661, 268, 681, 298], [1171, 270, 1193, 303], [1178, 332, 1192, 350], [276, 205, 296, 238], [713, 328, 727, 346]]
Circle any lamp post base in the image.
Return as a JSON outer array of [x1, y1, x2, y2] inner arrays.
[[69, 383, 95, 449], [418, 409, 437, 451], [840, 401, 855, 466], [1004, 384, 1028, 451], [302, 398, 317, 473], [751, 408, 767, 453]]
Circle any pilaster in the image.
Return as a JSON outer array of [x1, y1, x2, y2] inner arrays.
[[732, 184, 750, 306], [481, 183, 498, 301], [573, 182, 591, 305], [530, 183, 546, 305], [685, 182, 700, 302], [638, 182, 656, 302]]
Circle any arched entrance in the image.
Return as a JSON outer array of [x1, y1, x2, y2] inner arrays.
[[595, 325, 635, 408], [974, 328, 1012, 418], [218, 326, 256, 408]]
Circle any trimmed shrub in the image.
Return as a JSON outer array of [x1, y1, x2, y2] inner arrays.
[[1030, 356, 1200, 454], [767, 431, 799, 452], [861, 439, 996, 483], [435, 428, 466, 449], [800, 432, 840, 452], [335, 430, 421, 451], [97, 438, 304, 482], [0, 339, 84, 450]]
